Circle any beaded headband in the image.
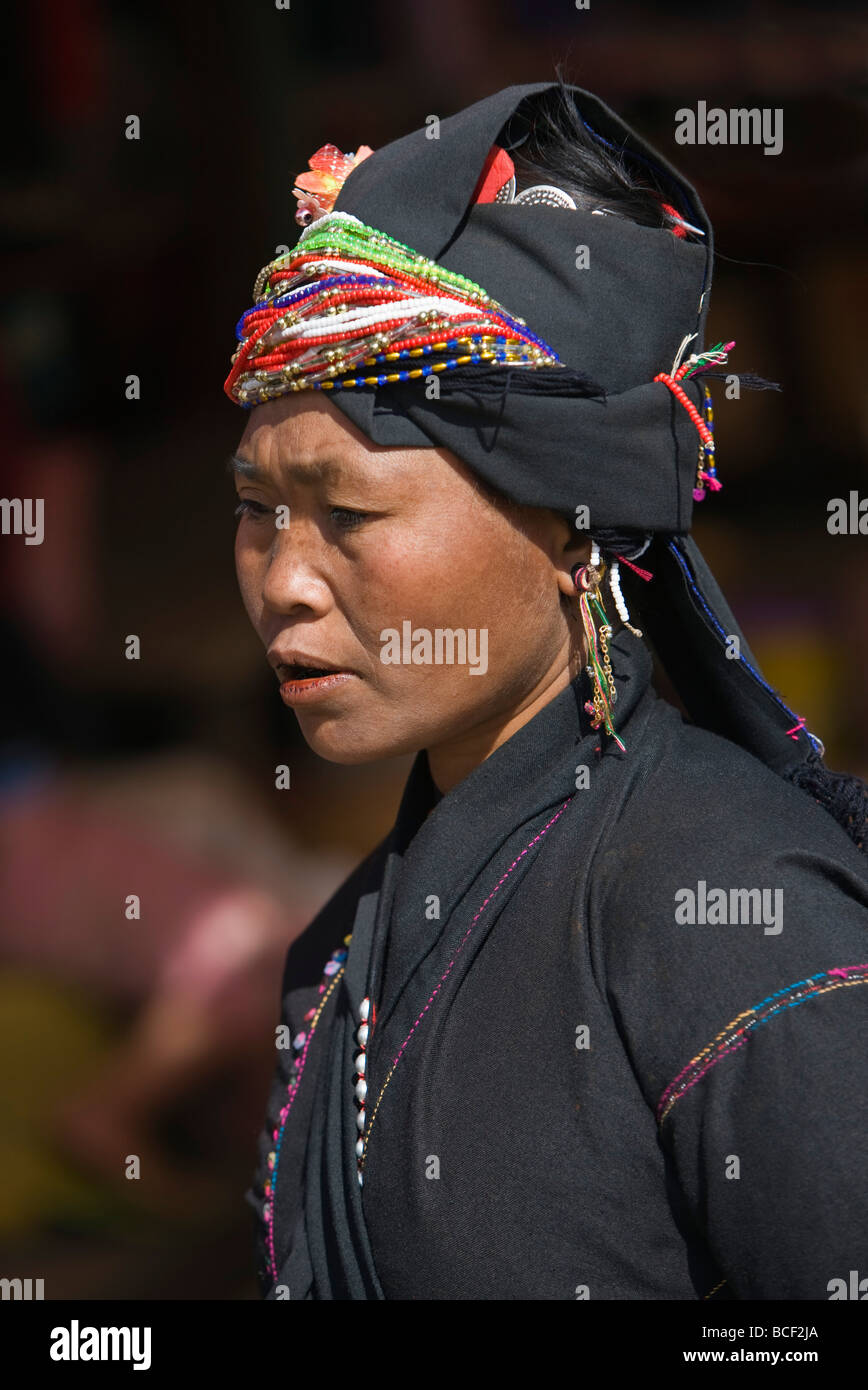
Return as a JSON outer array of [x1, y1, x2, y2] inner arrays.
[[224, 139, 731, 505], [224, 210, 562, 406]]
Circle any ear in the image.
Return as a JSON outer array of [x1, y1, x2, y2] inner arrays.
[[553, 516, 591, 603]]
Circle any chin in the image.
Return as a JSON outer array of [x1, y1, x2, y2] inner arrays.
[[299, 723, 422, 765]]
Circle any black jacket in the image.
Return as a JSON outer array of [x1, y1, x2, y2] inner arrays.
[[245, 634, 868, 1299]]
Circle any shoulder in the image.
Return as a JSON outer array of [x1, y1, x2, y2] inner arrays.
[[585, 695, 868, 1108], [591, 694, 868, 947], [280, 835, 389, 993], [607, 694, 866, 872]]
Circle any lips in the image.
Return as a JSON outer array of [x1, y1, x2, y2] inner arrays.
[[268, 649, 354, 682], [285, 664, 339, 680]]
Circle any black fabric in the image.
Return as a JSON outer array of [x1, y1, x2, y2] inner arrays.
[[326, 81, 710, 532], [246, 634, 868, 1299], [638, 535, 820, 776]]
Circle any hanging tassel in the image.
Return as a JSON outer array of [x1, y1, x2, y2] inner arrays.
[[656, 342, 735, 503], [618, 554, 654, 582], [676, 340, 736, 379], [574, 560, 626, 753]]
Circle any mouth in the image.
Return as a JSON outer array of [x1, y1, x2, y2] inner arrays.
[[269, 650, 356, 680], [267, 647, 359, 701], [282, 663, 344, 681], [275, 663, 357, 706]]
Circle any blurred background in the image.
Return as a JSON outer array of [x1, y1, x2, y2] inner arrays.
[[1, 0, 865, 1298]]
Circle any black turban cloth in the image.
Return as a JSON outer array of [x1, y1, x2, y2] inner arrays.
[[324, 81, 835, 797]]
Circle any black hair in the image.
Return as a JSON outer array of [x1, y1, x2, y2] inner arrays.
[[503, 75, 699, 241]]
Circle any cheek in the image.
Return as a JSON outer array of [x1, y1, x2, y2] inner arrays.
[[362, 510, 552, 657], [234, 530, 266, 625], [403, 509, 545, 619], [359, 524, 480, 627]]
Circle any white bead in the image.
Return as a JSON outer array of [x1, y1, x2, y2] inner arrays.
[[356, 1108, 366, 1132], [356, 1023, 369, 1046], [609, 559, 642, 637], [355, 1077, 368, 1101], [359, 998, 370, 1022], [355, 1137, 364, 1158], [610, 560, 628, 621], [358, 1171, 363, 1186], [354, 1052, 366, 1075]]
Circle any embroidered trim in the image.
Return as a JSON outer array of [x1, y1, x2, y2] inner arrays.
[[657, 963, 868, 1126], [264, 936, 351, 1285], [360, 796, 575, 1168], [667, 540, 824, 757], [703, 1277, 728, 1300]]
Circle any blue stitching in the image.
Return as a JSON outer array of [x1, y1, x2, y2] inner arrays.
[[667, 539, 823, 753], [657, 964, 868, 1125]]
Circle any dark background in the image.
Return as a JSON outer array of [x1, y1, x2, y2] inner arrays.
[[1, 0, 865, 1298]]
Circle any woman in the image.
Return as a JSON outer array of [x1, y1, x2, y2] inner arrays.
[[225, 80, 868, 1299]]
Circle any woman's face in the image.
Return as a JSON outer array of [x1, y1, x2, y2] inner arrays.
[[233, 393, 589, 791]]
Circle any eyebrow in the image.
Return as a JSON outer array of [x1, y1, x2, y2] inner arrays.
[[226, 453, 345, 483]]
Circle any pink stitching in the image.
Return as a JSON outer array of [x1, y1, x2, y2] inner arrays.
[[265, 965, 344, 1284], [388, 797, 574, 1074], [359, 796, 575, 1168]]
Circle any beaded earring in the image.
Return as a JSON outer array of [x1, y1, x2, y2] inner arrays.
[[573, 542, 625, 753], [608, 558, 642, 638]]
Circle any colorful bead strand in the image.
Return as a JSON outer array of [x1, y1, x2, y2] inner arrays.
[[263, 934, 351, 1286], [654, 340, 734, 503], [225, 211, 561, 406]]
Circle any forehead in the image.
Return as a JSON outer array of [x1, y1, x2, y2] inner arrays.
[[236, 393, 393, 482], [233, 392, 479, 492], [238, 393, 362, 455]]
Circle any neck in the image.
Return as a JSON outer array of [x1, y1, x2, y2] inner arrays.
[[425, 659, 581, 795]]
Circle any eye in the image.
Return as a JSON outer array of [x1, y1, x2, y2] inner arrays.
[[234, 497, 273, 521], [330, 507, 369, 530]]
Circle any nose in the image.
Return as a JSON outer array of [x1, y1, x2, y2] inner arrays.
[[260, 520, 332, 617]]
